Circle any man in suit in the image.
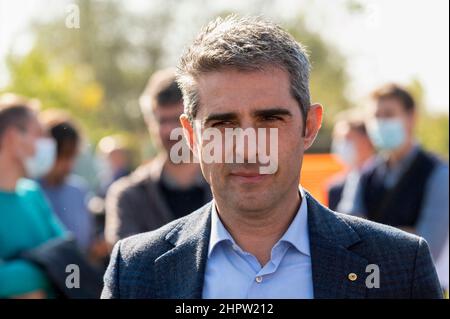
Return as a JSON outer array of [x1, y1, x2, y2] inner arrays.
[[101, 15, 442, 299]]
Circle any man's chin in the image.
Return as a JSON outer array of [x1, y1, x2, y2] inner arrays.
[[231, 198, 275, 215], [227, 187, 277, 211]]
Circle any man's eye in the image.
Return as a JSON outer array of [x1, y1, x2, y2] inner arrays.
[[211, 121, 234, 127], [262, 115, 282, 122]]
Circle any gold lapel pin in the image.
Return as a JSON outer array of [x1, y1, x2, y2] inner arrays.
[[348, 273, 358, 281]]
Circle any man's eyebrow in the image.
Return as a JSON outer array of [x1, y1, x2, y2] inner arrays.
[[253, 107, 293, 118], [202, 112, 238, 126]]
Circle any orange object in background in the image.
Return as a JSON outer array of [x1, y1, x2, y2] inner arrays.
[[300, 153, 346, 206]]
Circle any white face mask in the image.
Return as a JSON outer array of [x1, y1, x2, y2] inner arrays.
[[332, 139, 356, 167], [24, 137, 57, 179], [367, 118, 406, 151]]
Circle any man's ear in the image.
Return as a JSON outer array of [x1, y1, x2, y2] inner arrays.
[[1, 126, 19, 151], [180, 114, 195, 153], [304, 103, 323, 150]]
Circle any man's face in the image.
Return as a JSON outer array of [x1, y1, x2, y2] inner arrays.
[[50, 146, 79, 184], [365, 97, 415, 153], [373, 97, 414, 140], [2, 114, 43, 175], [181, 67, 322, 214], [332, 122, 371, 167], [150, 102, 184, 153], [374, 98, 409, 119], [13, 115, 42, 161]]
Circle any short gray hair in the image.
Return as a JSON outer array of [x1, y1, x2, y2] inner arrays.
[[176, 15, 311, 125]]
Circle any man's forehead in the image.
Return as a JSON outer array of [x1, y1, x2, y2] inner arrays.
[[204, 104, 295, 117], [153, 103, 183, 116], [194, 68, 296, 117], [373, 98, 406, 115], [26, 114, 42, 130], [333, 121, 350, 136]]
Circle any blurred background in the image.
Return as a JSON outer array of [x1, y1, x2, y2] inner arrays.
[[0, 0, 448, 298], [1, 0, 448, 169]]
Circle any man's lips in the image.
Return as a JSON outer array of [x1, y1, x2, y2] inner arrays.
[[229, 171, 269, 183]]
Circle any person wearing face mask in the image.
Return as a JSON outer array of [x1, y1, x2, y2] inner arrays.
[[0, 94, 66, 299], [96, 135, 132, 198], [327, 115, 375, 213], [38, 110, 94, 254], [350, 84, 449, 269]]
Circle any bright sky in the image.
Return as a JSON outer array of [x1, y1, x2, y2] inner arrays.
[[0, 0, 448, 113], [304, 0, 449, 113]]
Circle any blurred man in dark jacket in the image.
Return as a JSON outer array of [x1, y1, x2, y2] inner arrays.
[[105, 68, 211, 246], [351, 84, 449, 266]]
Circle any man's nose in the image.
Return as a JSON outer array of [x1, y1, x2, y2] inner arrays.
[[234, 123, 258, 164]]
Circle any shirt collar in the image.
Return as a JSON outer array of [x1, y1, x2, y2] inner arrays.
[[208, 186, 310, 258]]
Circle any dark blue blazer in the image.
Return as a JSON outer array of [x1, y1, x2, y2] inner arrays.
[[101, 192, 442, 299]]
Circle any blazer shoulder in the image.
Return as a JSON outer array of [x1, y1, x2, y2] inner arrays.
[[337, 212, 422, 250], [335, 212, 441, 298], [107, 164, 153, 198], [116, 203, 211, 262]]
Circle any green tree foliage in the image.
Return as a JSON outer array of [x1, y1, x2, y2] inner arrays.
[[407, 79, 449, 158], [2, 45, 105, 141], [285, 19, 351, 152]]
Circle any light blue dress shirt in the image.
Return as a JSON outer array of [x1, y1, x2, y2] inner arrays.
[[202, 187, 313, 299]]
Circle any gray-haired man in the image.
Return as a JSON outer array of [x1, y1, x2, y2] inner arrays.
[[102, 16, 442, 299]]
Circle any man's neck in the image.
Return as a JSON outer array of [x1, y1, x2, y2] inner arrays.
[[387, 140, 414, 168], [0, 153, 22, 192], [42, 173, 65, 187], [215, 186, 301, 267], [163, 160, 201, 188], [356, 147, 374, 170]]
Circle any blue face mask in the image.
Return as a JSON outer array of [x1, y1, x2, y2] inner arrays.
[[331, 139, 356, 167], [367, 118, 406, 151], [24, 137, 57, 179]]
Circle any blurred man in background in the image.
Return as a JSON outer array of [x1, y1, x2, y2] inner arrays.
[[0, 94, 66, 299], [38, 110, 94, 253], [328, 113, 375, 212], [88, 134, 133, 268], [96, 135, 132, 198], [104, 68, 211, 246], [351, 84, 449, 266]]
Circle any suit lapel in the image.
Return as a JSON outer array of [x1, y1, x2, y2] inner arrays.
[[306, 192, 368, 299], [154, 203, 212, 298]]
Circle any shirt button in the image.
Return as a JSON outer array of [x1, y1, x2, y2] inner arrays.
[[255, 276, 263, 283], [232, 244, 239, 251]]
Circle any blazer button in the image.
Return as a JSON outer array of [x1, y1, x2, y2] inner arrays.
[[348, 273, 358, 281]]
